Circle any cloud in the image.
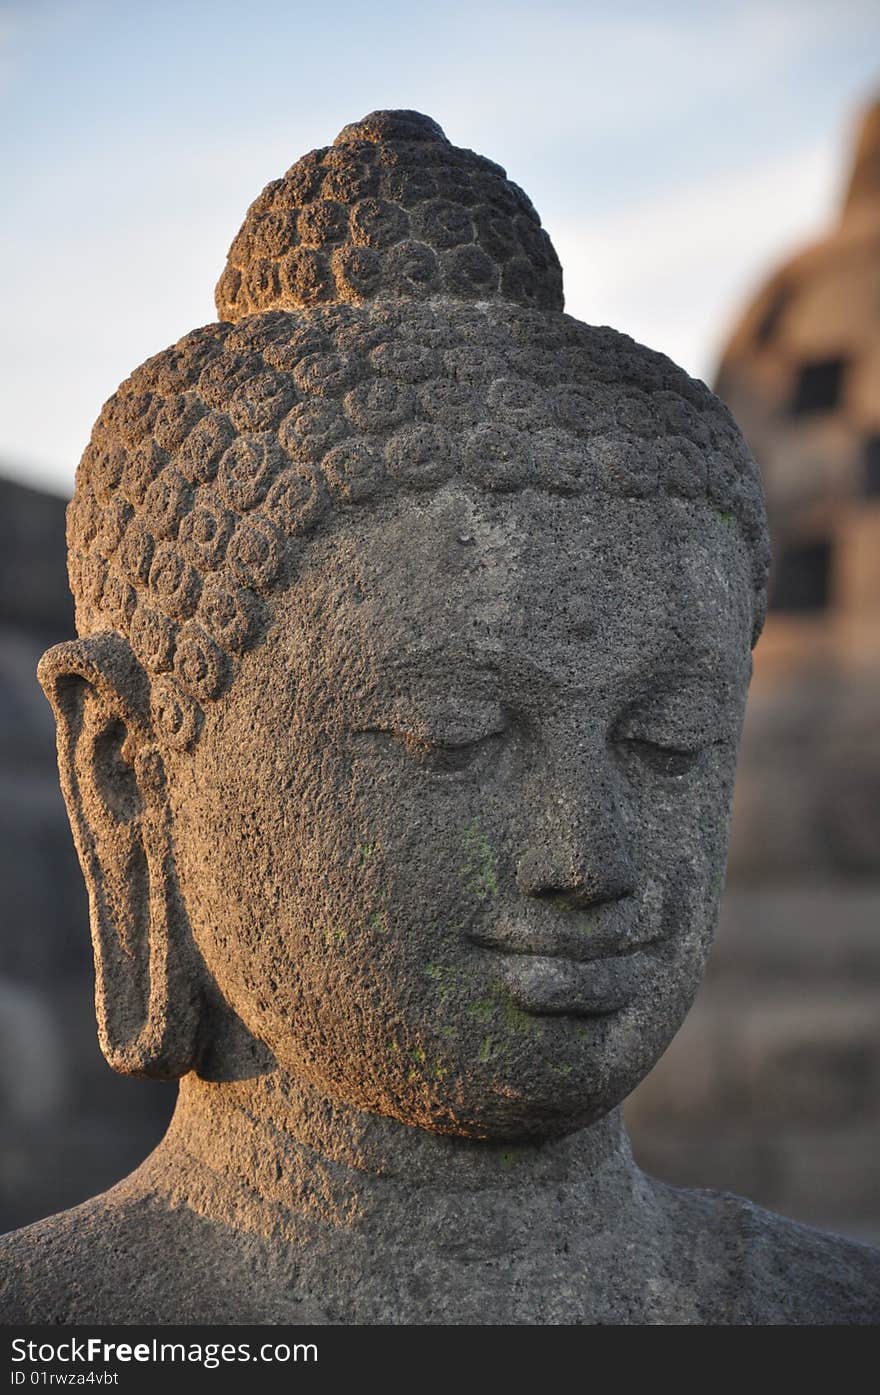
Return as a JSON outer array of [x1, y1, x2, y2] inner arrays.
[[554, 133, 840, 380]]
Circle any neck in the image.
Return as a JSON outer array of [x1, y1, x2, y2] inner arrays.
[[143, 1070, 651, 1244]]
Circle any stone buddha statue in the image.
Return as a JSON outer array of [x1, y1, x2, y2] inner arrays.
[[2, 110, 878, 1324]]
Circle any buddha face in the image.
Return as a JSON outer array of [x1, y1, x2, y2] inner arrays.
[[168, 482, 753, 1141]]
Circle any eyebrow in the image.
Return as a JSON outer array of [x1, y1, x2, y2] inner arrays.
[[380, 645, 553, 685], [377, 642, 741, 696]]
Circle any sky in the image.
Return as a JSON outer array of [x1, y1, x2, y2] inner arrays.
[[1, 0, 878, 495]]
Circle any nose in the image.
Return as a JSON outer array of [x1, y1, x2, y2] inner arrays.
[[514, 742, 637, 908]]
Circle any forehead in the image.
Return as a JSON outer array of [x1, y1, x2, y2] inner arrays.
[[274, 485, 753, 698]]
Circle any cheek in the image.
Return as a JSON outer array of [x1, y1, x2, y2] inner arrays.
[[589, 747, 737, 1045], [173, 721, 485, 1051], [343, 753, 502, 924], [631, 744, 735, 876], [594, 767, 736, 1106], [628, 749, 739, 994], [169, 746, 306, 1023]]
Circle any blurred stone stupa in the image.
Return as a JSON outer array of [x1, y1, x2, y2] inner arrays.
[[628, 100, 880, 1240], [717, 98, 880, 879]]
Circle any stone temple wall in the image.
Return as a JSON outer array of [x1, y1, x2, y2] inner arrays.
[[0, 475, 171, 1234]]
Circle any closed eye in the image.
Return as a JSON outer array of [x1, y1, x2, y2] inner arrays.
[[613, 736, 719, 778], [353, 726, 507, 774]]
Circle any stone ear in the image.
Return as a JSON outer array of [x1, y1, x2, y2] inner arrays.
[[37, 634, 205, 1079]]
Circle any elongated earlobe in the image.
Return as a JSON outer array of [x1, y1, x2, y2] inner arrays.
[[38, 635, 206, 1078]]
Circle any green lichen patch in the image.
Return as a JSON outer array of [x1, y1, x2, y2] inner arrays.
[[424, 962, 459, 1001], [467, 995, 494, 1025], [573, 914, 597, 935], [498, 1148, 528, 1170], [468, 984, 537, 1034]]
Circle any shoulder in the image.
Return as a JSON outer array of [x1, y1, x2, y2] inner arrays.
[[0, 1183, 257, 1324], [659, 1181, 880, 1325], [0, 1187, 164, 1324]]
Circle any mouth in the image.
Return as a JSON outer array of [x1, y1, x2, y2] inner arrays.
[[465, 916, 665, 1017], [486, 949, 653, 1017]]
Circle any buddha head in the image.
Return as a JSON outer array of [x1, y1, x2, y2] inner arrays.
[[40, 111, 769, 1144]]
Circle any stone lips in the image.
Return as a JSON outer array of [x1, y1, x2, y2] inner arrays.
[[68, 297, 770, 747], [214, 109, 564, 318]]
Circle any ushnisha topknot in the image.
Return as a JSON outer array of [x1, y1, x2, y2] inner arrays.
[[66, 111, 770, 751], [214, 108, 564, 319]]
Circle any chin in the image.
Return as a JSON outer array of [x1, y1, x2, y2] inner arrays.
[[383, 1048, 640, 1144], [376, 1089, 608, 1145]]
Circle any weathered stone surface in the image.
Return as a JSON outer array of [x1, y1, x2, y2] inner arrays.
[[215, 110, 563, 321], [1, 111, 877, 1325]]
